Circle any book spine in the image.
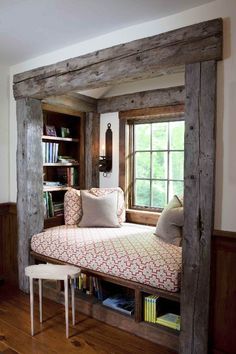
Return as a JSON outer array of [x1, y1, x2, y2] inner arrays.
[[151, 295, 154, 323], [67, 168, 71, 187], [42, 142, 45, 163], [147, 296, 150, 322], [144, 296, 147, 321], [78, 274, 83, 290], [56, 143, 59, 163], [45, 143, 48, 163]]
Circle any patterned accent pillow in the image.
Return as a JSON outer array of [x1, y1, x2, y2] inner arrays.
[[64, 187, 126, 225], [64, 188, 83, 225], [90, 187, 126, 224]]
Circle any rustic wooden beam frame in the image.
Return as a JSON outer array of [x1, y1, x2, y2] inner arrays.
[[16, 98, 44, 291], [14, 18, 222, 354], [13, 19, 222, 99], [42, 92, 97, 113], [97, 86, 185, 113], [180, 61, 216, 354]]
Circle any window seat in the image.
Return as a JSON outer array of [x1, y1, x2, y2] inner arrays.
[[31, 223, 181, 293]]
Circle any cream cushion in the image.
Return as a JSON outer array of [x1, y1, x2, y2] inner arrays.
[[79, 190, 120, 227], [155, 195, 183, 246], [64, 187, 125, 226]]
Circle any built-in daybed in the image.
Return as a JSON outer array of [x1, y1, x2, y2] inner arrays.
[[31, 187, 182, 292], [30, 187, 182, 349]]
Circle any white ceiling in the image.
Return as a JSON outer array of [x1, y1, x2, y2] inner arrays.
[[0, 0, 214, 65]]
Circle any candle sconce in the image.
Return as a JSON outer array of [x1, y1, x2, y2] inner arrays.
[[99, 123, 112, 176]]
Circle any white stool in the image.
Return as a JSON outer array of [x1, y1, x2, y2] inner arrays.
[[25, 264, 81, 338]]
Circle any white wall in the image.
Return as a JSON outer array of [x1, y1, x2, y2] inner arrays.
[[8, 0, 236, 231], [99, 113, 119, 188], [0, 65, 9, 202]]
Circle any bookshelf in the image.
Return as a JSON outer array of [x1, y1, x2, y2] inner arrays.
[[34, 262, 180, 350], [42, 104, 85, 228]]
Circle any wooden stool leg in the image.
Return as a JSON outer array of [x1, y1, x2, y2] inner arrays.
[[64, 277, 69, 338], [39, 279, 43, 323], [29, 277, 34, 336], [71, 278, 75, 325]]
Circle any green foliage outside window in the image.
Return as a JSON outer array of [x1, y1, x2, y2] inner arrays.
[[133, 120, 184, 209]]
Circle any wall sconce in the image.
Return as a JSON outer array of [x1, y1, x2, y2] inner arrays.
[[99, 123, 112, 176]]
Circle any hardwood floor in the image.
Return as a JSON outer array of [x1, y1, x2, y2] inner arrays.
[[0, 284, 177, 354]]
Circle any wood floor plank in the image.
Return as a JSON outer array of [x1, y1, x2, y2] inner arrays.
[[0, 284, 177, 354]]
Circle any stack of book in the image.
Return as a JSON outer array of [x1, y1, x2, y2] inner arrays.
[[53, 201, 64, 216], [43, 181, 66, 188], [58, 155, 78, 164], [102, 294, 135, 316], [156, 313, 180, 331], [42, 142, 59, 163]]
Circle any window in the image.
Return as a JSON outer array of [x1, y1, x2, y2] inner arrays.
[[130, 119, 185, 210]]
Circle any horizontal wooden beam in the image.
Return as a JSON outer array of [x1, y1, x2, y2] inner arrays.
[[13, 18, 222, 100], [97, 86, 185, 113], [42, 92, 97, 113], [120, 104, 185, 121]]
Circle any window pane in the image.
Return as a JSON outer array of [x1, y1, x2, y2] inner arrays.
[[134, 124, 150, 150], [169, 151, 184, 180], [135, 152, 150, 178], [152, 152, 167, 179], [170, 121, 185, 150], [135, 180, 150, 207], [152, 122, 168, 150], [151, 181, 167, 208], [169, 181, 184, 201]]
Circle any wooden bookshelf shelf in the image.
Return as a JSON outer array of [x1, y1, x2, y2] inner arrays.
[[35, 281, 179, 351], [43, 162, 79, 167], [42, 135, 79, 143], [43, 185, 79, 192], [44, 215, 64, 229], [142, 320, 180, 335]]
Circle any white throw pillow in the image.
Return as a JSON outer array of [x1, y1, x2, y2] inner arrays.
[[155, 195, 183, 246], [79, 190, 120, 227]]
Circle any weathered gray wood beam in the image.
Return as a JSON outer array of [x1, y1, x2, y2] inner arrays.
[[97, 86, 185, 113], [14, 18, 222, 84], [17, 98, 44, 292], [13, 19, 222, 100], [42, 92, 97, 113], [84, 112, 100, 189], [180, 60, 216, 354]]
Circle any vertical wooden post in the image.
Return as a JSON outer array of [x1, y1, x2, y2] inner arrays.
[[85, 112, 100, 189], [180, 60, 216, 354], [16, 98, 44, 292], [134, 289, 142, 322]]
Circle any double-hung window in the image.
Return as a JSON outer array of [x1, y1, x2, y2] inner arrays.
[[129, 119, 185, 211]]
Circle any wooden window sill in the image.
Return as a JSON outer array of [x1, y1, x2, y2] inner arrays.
[[126, 209, 160, 226]]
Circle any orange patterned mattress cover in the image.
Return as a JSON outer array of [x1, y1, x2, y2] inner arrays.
[[31, 223, 182, 292]]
